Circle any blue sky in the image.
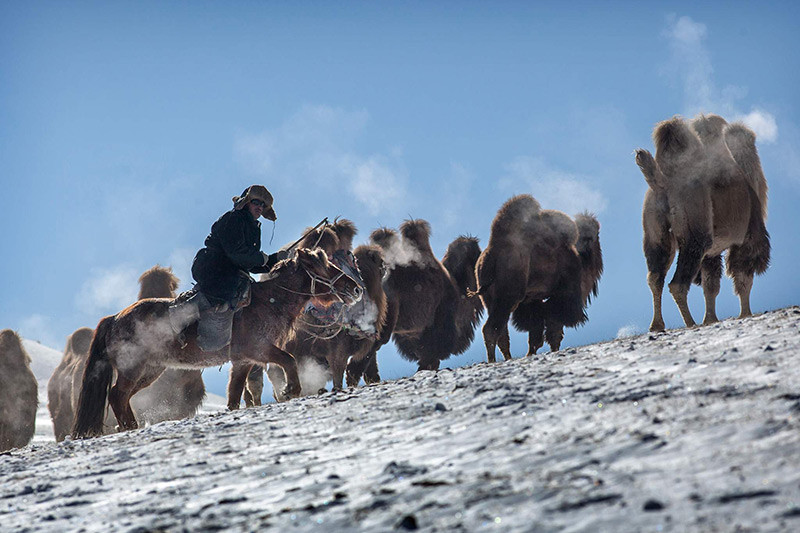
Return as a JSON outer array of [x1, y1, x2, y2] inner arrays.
[[2, 1, 799, 399]]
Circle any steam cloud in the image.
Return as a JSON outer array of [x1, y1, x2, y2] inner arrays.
[[76, 266, 140, 315], [663, 15, 778, 144]]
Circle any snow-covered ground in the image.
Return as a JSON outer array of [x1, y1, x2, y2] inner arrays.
[[3, 307, 800, 532]]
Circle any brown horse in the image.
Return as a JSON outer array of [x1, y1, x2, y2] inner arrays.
[[48, 265, 207, 442], [356, 220, 483, 373], [0, 329, 38, 452], [475, 195, 597, 362], [635, 115, 770, 331], [235, 224, 342, 407], [73, 248, 361, 438]]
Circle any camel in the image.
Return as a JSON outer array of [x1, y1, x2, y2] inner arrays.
[[0, 329, 37, 452], [48, 266, 206, 442], [353, 219, 483, 374], [73, 249, 361, 438], [475, 195, 601, 361], [635, 114, 770, 331]]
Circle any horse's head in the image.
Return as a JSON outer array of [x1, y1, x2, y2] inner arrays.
[[296, 248, 362, 307]]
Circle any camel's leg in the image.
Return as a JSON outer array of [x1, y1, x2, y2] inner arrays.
[[266, 364, 288, 402], [525, 314, 545, 357], [244, 365, 263, 407], [732, 270, 754, 318], [496, 324, 513, 361], [700, 255, 722, 325], [482, 295, 516, 363], [330, 357, 346, 391], [227, 362, 253, 410], [545, 320, 565, 352], [362, 351, 381, 384], [645, 245, 674, 332], [668, 237, 709, 328], [417, 358, 441, 371]]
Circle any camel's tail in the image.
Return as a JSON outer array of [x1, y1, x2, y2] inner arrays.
[[635, 149, 663, 190], [72, 316, 115, 439], [727, 187, 771, 278]]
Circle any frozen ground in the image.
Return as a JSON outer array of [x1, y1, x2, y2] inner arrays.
[[2, 307, 800, 532]]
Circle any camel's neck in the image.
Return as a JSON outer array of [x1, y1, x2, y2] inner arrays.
[[253, 266, 314, 319]]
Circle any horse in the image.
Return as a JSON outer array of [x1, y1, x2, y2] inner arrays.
[[48, 265, 207, 442], [73, 248, 361, 438]]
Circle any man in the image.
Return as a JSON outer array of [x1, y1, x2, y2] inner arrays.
[[171, 185, 288, 351]]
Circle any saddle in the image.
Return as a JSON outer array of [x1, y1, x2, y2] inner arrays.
[[168, 282, 252, 351]]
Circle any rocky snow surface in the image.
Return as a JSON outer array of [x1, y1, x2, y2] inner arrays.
[[2, 307, 800, 532]]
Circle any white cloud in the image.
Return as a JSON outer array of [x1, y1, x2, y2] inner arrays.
[[234, 104, 407, 216], [662, 15, 778, 144], [167, 247, 197, 293], [76, 265, 140, 316], [735, 109, 779, 143], [18, 314, 61, 350], [500, 156, 607, 215]]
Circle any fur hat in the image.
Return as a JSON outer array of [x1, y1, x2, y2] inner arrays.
[[232, 185, 277, 221]]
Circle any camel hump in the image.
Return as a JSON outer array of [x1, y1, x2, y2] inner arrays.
[[331, 218, 358, 242], [0, 329, 30, 366], [68, 327, 95, 356], [724, 122, 769, 219], [541, 210, 579, 247], [369, 227, 398, 249], [490, 195, 542, 236], [691, 113, 728, 144], [399, 219, 432, 248]]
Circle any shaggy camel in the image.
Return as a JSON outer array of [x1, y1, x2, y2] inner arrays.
[[635, 114, 770, 331], [353, 219, 483, 374], [475, 195, 601, 361], [74, 249, 361, 438], [0, 329, 37, 452], [48, 266, 206, 441]]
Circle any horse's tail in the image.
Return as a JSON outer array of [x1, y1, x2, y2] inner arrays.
[[72, 316, 115, 439]]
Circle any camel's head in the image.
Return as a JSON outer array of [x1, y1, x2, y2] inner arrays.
[[353, 244, 386, 286], [67, 327, 95, 356], [331, 218, 357, 253], [295, 248, 362, 307], [574, 213, 600, 255]]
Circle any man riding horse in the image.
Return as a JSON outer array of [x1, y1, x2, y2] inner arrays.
[[170, 185, 288, 351]]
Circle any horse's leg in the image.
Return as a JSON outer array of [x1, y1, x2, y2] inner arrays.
[[227, 362, 253, 410], [249, 345, 301, 401], [700, 255, 722, 325], [109, 366, 165, 431], [544, 319, 565, 352], [244, 365, 264, 407]]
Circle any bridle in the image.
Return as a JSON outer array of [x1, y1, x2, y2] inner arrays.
[[278, 260, 349, 303]]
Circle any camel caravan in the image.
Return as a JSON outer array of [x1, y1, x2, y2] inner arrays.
[[0, 112, 771, 445]]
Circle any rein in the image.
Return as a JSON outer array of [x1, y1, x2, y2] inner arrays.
[[278, 264, 346, 302]]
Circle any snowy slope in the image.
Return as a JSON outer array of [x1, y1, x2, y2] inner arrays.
[[2, 307, 799, 532]]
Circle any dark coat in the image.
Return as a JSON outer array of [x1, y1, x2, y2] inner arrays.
[[192, 209, 279, 302]]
